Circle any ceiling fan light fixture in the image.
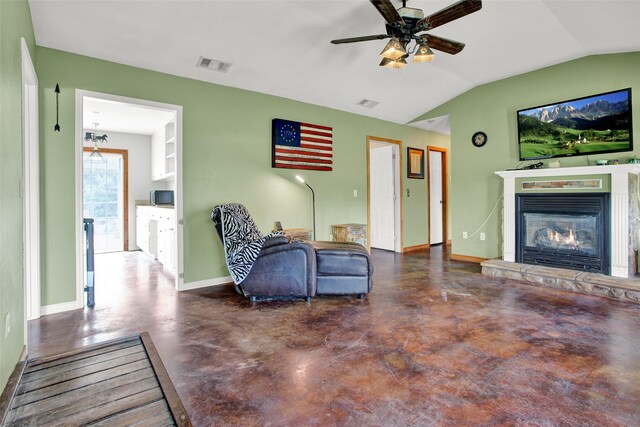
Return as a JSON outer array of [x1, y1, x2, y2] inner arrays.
[[331, 0, 480, 69], [379, 38, 406, 60], [413, 43, 435, 63], [380, 56, 407, 69]]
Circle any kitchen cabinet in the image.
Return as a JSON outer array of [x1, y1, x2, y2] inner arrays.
[[136, 206, 156, 257], [151, 120, 176, 181], [136, 206, 175, 274], [156, 209, 176, 274]]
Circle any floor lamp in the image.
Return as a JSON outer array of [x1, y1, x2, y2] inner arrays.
[[296, 175, 316, 240]]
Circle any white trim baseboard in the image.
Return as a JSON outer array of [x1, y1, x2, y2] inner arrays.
[[41, 300, 83, 316], [179, 276, 233, 291]]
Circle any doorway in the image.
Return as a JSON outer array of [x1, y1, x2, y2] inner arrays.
[[428, 147, 448, 245], [22, 38, 40, 322], [367, 136, 402, 252], [83, 148, 128, 253], [75, 90, 184, 309]]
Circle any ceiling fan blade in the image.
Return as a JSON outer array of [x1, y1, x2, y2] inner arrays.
[[331, 34, 390, 44], [370, 0, 404, 25], [420, 34, 466, 55], [418, 0, 482, 31]]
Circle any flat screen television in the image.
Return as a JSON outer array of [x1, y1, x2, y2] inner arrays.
[[517, 88, 633, 161]]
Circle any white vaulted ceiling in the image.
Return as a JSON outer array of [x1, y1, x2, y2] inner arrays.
[[29, 0, 640, 125]]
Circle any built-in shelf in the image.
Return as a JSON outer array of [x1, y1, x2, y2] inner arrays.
[[151, 119, 177, 182]]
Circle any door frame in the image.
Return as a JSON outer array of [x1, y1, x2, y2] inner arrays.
[[366, 136, 403, 253], [22, 38, 40, 323], [75, 90, 184, 309], [82, 147, 129, 252], [427, 146, 448, 245]]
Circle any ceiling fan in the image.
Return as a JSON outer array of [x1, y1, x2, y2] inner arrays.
[[331, 0, 482, 68]]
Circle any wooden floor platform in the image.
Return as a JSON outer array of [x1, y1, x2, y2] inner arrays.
[[2, 333, 190, 426]]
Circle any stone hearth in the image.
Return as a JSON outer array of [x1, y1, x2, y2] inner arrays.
[[482, 259, 640, 303]]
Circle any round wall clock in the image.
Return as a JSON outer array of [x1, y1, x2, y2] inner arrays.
[[472, 131, 487, 147]]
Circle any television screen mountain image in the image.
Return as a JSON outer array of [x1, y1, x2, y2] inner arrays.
[[518, 88, 632, 160]]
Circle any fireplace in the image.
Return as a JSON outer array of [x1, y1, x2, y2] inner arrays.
[[516, 193, 609, 274], [497, 165, 640, 278]]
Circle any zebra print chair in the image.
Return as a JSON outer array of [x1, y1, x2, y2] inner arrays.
[[212, 204, 317, 301], [212, 203, 372, 302]]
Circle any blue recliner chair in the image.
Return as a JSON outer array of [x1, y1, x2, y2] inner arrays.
[[211, 203, 372, 302]]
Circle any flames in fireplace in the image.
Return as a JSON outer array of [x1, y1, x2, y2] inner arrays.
[[533, 226, 594, 252], [551, 228, 575, 245]]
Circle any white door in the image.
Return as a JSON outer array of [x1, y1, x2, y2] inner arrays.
[[429, 150, 444, 244], [83, 152, 125, 253], [22, 38, 40, 321], [370, 145, 395, 250]]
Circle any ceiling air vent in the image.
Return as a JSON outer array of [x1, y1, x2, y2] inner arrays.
[[358, 99, 379, 109], [197, 56, 232, 73]]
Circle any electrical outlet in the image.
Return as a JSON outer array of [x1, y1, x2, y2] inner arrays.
[[4, 312, 10, 338], [480, 233, 486, 241], [462, 231, 468, 239], [353, 189, 358, 197]]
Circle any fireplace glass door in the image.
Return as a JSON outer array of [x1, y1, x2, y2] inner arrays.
[[516, 193, 609, 274], [523, 213, 598, 256]]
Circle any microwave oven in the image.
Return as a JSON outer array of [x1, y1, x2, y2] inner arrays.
[[150, 190, 174, 206]]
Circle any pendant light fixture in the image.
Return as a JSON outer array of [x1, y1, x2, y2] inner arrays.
[[88, 144, 102, 159], [84, 123, 108, 159]]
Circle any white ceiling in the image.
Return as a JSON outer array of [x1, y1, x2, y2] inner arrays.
[[30, 0, 640, 127], [410, 115, 450, 135], [83, 97, 174, 135]]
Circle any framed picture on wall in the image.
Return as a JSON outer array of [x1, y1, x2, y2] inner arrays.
[[407, 147, 424, 179]]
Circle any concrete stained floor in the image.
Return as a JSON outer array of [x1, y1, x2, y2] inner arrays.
[[29, 247, 640, 426]]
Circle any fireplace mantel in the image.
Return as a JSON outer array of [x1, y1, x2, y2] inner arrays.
[[496, 164, 640, 179], [496, 164, 640, 278]]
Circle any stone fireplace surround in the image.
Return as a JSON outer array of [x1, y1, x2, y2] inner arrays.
[[482, 164, 640, 303]]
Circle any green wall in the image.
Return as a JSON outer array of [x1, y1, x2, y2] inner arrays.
[[36, 47, 448, 305], [413, 52, 640, 259], [0, 0, 35, 394]]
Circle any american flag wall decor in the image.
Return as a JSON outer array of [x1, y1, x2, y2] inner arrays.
[[272, 118, 333, 171]]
